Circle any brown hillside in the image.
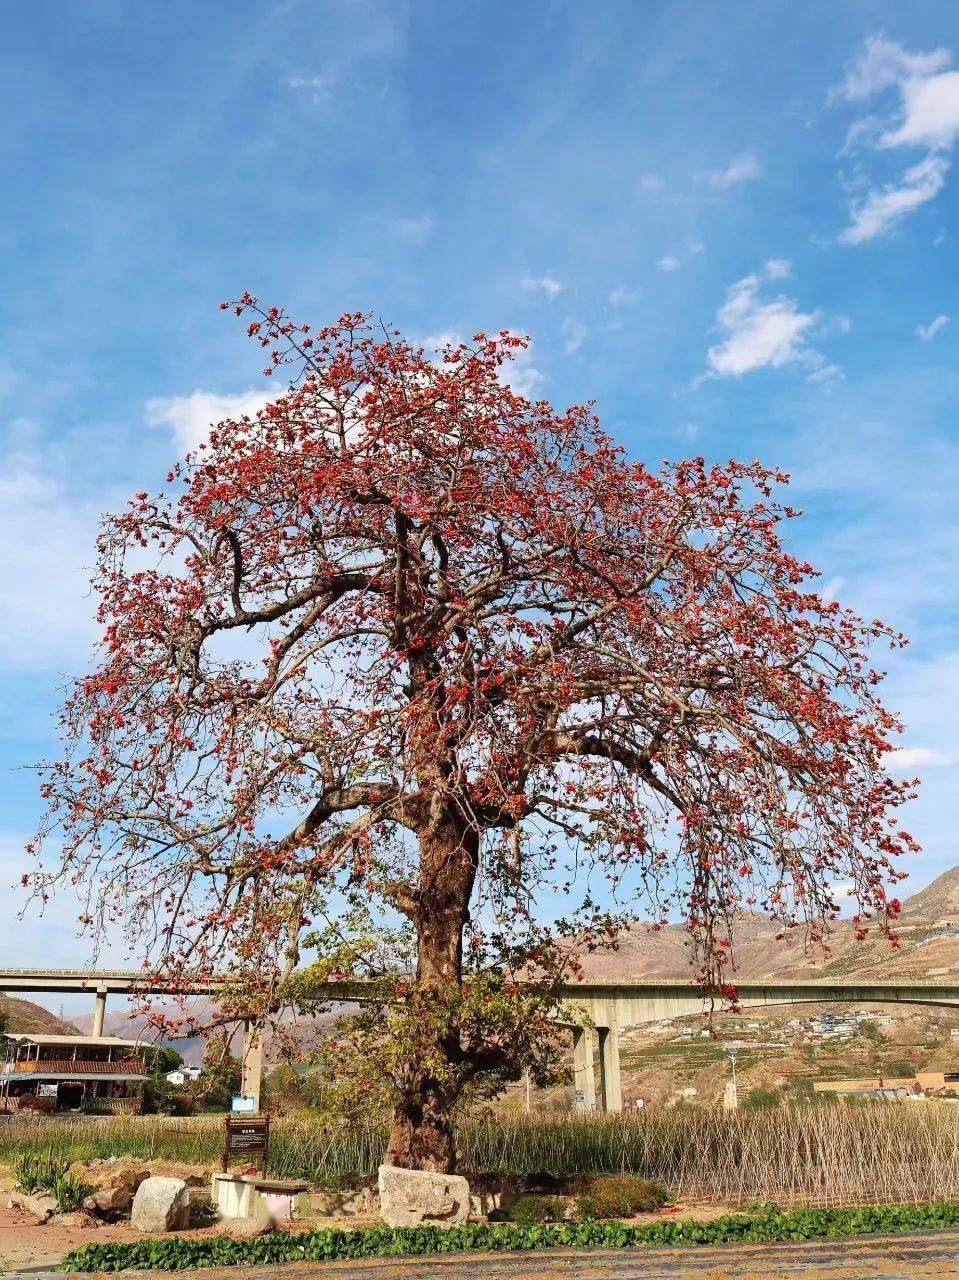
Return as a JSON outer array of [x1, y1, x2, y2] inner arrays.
[[0, 995, 80, 1035], [576, 867, 959, 985]]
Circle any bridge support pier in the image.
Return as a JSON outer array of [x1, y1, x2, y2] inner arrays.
[[92, 989, 107, 1038], [598, 1024, 623, 1113], [572, 1026, 597, 1111], [241, 1021, 263, 1113]]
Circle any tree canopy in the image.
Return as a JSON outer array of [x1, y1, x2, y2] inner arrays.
[[31, 299, 916, 1168]]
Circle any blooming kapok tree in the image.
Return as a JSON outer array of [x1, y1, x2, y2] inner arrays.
[[31, 299, 917, 1171]]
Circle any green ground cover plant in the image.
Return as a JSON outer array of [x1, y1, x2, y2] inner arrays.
[[61, 1203, 959, 1272]]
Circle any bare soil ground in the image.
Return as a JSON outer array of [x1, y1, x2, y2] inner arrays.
[[44, 1232, 959, 1279]]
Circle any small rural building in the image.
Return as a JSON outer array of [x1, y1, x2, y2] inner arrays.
[[165, 1064, 202, 1086], [0, 1033, 149, 1114]]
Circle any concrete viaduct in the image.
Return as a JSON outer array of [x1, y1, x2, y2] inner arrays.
[[4, 968, 957, 1115]]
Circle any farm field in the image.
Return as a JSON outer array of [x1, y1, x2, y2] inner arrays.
[[6, 1105, 959, 1209]]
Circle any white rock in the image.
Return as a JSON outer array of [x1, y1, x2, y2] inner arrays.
[[377, 1164, 470, 1228], [130, 1176, 191, 1233]]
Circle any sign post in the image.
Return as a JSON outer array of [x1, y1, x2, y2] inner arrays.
[[222, 1114, 270, 1174]]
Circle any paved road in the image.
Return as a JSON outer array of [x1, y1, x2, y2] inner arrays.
[[45, 1230, 959, 1280]]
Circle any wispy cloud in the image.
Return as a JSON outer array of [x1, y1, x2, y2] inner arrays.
[[389, 215, 434, 244], [0, 448, 102, 670], [285, 74, 333, 104], [562, 319, 587, 355], [657, 243, 703, 273], [503, 344, 547, 397], [521, 274, 563, 298], [146, 388, 273, 455], [608, 285, 641, 307], [763, 258, 791, 279], [840, 153, 949, 245], [699, 153, 761, 188], [835, 35, 959, 243], [429, 328, 548, 398], [917, 314, 949, 341], [887, 746, 959, 773], [705, 260, 840, 381]]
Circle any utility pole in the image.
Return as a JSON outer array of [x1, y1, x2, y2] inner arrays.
[[525, 1068, 531, 1115], [726, 1047, 739, 1111]]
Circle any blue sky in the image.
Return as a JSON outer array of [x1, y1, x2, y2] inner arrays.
[[4, 0, 959, 977]]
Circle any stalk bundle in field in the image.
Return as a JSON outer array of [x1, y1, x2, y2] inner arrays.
[[4, 1106, 959, 1207]]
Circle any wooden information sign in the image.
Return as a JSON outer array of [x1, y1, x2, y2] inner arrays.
[[222, 1114, 270, 1173]]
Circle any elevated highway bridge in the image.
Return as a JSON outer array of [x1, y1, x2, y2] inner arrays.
[[3, 968, 955, 1114]]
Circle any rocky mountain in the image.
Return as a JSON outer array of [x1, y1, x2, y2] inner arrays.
[[574, 866, 959, 986]]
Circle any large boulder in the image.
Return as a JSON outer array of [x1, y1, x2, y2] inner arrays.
[[377, 1164, 471, 1228], [130, 1176, 191, 1233]]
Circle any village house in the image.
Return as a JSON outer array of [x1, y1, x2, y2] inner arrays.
[[0, 1032, 149, 1114], [165, 1064, 202, 1086]]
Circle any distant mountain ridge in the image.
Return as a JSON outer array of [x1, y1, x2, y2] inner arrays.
[[575, 866, 959, 986]]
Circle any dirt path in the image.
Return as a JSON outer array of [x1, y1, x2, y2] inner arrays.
[[8, 1233, 959, 1278], [14, 1232, 959, 1280]]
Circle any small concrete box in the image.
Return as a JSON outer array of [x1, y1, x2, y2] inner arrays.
[[212, 1173, 309, 1224]]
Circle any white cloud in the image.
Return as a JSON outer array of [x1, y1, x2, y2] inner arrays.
[[917, 314, 949, 341], [839, 151, 950, 245], [828, 881, 856, 900], [836, 36, 959, 242], [819, 575, 846, 603], [882, 69, 959, 148], [521, 274, 563, 298], [411, 328, 549, 399], [700, 153, 761, 188], [641, 174, 665, 192], [608, 285, 641, 306], [504, 346, 547, 397], [0, 452, 102, 670], [285, 74, 332, 104], [146, 388, 273, 455], [887, 746, 959, 773], [562, 319, 587, 355], [839, 35, 951, 102], [390, 215, 433, 244], [822, 314, 853, 335], [705, 261, 838, 380], [657, 243, 703, 273], [763, 258, 791, 279]]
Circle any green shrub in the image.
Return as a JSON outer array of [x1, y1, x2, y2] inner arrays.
[[12, 1150, 69, 1195], [741, 1088, 782, 1111], [50, 1171, 94, 1213], [574, 1176, 670, 1219], [60, 1203, 959, 1272], [509, 1194, 565, 1224]]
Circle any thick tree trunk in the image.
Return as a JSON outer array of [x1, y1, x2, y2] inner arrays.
[[385, 1088, 456, 1172], [385, 816, 478, 1174]]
